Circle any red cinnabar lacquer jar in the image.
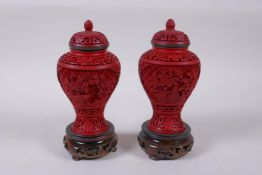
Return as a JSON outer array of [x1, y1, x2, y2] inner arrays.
[[57, 20, 120, 160], [138, 19, 201, 160]]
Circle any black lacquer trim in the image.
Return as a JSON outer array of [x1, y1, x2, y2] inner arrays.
[[70, 45, 108, 51], [152, 43, 189, 49]]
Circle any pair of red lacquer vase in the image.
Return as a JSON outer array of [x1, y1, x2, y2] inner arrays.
[[57, 19, 201, 160]]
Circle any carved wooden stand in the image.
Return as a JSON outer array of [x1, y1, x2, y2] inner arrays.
[[138, 121, 193, 160], [57, 20, 120, 160], [64, 122, 117, 160], [138, 19, 201, 160]]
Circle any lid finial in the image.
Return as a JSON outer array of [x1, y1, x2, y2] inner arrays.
[[84, 20, 93, 31], [166, 19, 175, 30]]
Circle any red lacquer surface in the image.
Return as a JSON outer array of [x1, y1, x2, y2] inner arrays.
[[57, 20, 120, 136], [139, 19, 200, 135]]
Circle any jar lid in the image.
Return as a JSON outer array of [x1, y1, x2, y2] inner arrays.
[[151, 19, 190, 48], [69, 20, 109, 51]]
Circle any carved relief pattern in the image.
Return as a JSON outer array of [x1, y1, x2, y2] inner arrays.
[[59, 52, 118, 66], [57, 65, 120, 136], [141, 49, 199, 62], [70, 33, 108, 47], [139, 63, 200, 103], [75, 108, 100, 116], [148, 113, 184, 134], [139, 51, 200, 134], [72, 116, 107, 135], [154, 104, 183, 113], [152, 33, 190, 44]]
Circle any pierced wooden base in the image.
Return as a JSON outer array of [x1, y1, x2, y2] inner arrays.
[[138, 121, 193, 160], [64, 122, 117, 160]]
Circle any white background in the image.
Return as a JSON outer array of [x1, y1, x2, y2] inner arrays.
[[0, 0, 262, 175]]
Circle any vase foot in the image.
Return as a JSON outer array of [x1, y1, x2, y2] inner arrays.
[[63, 122, 117, 160], [138, 121, 193, 160]]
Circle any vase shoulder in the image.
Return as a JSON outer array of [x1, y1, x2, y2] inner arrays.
[[139, 48, 200, 66], [58, 51, 120, 70]]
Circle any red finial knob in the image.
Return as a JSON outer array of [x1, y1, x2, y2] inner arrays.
[[84, 20, 93, 31], [166, 19, 175, 30]]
